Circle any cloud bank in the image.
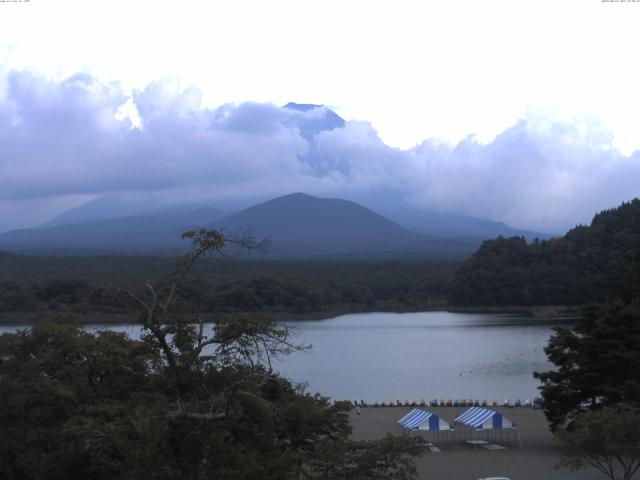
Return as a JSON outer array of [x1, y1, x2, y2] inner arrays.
[[0, 69, 639, 233]]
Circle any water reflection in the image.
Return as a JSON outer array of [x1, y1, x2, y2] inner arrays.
[[277, 312, 573, 402]]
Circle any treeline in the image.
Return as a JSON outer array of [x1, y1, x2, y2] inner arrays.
[[449, 199, 640, 305], [0, 255, 458, 319]]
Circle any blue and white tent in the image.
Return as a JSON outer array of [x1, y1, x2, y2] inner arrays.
[[454, 407, 516, 430], [398, 409, 452, 431]]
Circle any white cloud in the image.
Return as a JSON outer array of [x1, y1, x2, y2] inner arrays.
[[2, 0, 640, 153], [0, 69, 639, 234]]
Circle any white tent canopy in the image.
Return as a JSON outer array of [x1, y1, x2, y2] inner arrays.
[[454, 407, 516, 430], [397, 408, 452, 432]]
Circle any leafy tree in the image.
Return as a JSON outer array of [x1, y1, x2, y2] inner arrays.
[[557, 404, 640, 480], [534, 301, 640, 430], [303, 435, 426, 480], [0, 318, 160, 480], [0, 228, 425, 479]]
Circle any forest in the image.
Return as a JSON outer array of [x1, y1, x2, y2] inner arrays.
[[0, 254, 457, 322], [448, 199, 640, 306]]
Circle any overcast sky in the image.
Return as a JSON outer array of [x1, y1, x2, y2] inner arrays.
[[1, 0, 639, 233]]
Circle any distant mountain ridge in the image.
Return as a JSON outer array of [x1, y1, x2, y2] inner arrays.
[[367, 203, 544, 240], [0, 193, 482, 259], [0, 207, 225, 254], [44, 196, 222, 228]]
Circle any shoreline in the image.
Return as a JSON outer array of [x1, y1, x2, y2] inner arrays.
[[447, 304, 582, 318], [0, 304, 582, 325], [343, 401, 541, 409]]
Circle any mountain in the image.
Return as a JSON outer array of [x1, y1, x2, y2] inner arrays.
[[0, 193, 480, 259], [214, 192, 420, 257], [345, 189, 550, 240], [448, 198, 640, 305], [377, 206, 545, 240], [46, 190, 546, 242], [215, 193, 482, 259], [44, 195, 152, 227], [0, 207, 225, 254], [44, 196, 224, 228]]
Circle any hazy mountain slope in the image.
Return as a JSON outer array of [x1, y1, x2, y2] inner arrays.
[[44, 196, 222, 228], [348, 189, 550, 240], [0, 207, 224, 254], [385, 207, 547, 239]]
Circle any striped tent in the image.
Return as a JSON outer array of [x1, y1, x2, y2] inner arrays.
[[454, 407, 516, 430], [398, 408, 452, 431]]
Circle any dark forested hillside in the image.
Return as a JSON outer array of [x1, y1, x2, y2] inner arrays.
[[448, 199, 640, 305], [0, 253, 457, 321]]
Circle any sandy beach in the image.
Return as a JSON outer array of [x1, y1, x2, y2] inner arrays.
[[350, 406, 603, 480]]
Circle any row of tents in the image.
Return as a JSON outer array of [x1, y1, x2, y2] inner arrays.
[[397, 407, 522, 446]]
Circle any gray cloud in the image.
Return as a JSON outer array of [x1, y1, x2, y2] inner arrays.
[[404, 122, 640, 232], [0, 69, 639, 233]]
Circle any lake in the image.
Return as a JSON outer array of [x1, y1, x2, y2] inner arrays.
[[0, 311, 570, 403]]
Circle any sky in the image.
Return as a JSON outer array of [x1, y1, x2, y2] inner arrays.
[[0, 0, 639, 234]]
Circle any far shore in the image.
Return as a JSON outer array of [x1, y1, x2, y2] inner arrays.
[[0, 305, 582, 325]]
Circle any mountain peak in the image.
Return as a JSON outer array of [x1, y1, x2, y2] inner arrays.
[[267, 192, 326, 204], [283, 102, 323, 112], [281, 104, 347, 176], [278, 192, 314, 199], [282, 103, 345, 131]]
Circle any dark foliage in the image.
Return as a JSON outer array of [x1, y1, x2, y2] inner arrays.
[[557, 404, 640, 480], [449, 199, 640, 305], [534, 301, 640, 431], [0, 256, 456, 319], [0, 230, 426, 479]]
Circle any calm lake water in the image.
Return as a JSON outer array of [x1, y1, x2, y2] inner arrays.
[[0, 311, 571, 403]]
